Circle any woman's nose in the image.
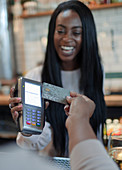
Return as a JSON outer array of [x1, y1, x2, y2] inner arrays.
[[62, 32, 72, 41]]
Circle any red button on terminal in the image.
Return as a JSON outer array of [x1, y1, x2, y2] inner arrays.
[[26, 121, 31, 125]]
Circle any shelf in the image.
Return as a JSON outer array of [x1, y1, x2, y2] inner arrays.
[[89, 2, 122, 10], [105, 95, 122, 107], [0, 78, 16, 86], [20, 10, 53, 19], [20, 2, 122, 19]]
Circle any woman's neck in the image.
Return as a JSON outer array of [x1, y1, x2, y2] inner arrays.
[[61, 61, 80, 71]]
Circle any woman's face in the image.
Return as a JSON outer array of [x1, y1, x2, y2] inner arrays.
[[54, 9, 82, 70]]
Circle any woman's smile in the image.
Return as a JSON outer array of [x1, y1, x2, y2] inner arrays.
[[61, 45, 75, 56]]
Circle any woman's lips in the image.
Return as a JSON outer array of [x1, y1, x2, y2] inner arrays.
[[61, 46, 74, 55]]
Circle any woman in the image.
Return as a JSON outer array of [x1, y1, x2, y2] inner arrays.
[[9, 1, 106, 157]]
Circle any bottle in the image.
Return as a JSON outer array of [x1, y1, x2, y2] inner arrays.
[[106, 119, 113, 138], [113, 119, 120, 135], [13, 0, 22, 17], [103, 123, 107, 147]]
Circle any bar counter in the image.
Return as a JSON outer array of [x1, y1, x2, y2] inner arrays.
[[0, 94, 121, 139], [0, 95, 10, 106], [0, 94, 122, 107]]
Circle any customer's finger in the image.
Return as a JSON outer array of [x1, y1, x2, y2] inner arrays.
[[66, 96, 73, 105], [70, 91, 77, 97], [64, 105, 70, 116], [82, 95, 96, 117], [70, 91, 83, 98]]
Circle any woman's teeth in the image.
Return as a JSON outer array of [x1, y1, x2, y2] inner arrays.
[[61, 46, 74, 51], [61, 46, 74, 54]]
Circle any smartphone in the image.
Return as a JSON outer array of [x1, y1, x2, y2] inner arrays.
[[16, 77, 44, 135]]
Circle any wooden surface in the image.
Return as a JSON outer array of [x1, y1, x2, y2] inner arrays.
[[0, 94, 122, 107], [0, 132, 17, 139], [0, 95, 10, 106], [104, 95, 122, 107], [89, 2, 122, 10], [0, 94, 122, 139], [20, 2, 122, 19]]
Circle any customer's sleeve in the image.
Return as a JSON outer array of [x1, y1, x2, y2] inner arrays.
[[16, 121, 52, 150], [70, 139, 119, 170]]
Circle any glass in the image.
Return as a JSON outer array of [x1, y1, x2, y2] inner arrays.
[[108, 131, 122, 169]]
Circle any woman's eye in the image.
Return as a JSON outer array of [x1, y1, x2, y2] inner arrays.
[[57, 30, 65, 34], [73, 32, 82, 36]]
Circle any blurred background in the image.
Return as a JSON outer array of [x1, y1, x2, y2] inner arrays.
[[0, 0, 122, 146]]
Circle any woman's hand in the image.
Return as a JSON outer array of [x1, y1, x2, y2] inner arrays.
[[9, 87, 49, 123], [9, 87, 49, 136], [9, 87, 22, 124]]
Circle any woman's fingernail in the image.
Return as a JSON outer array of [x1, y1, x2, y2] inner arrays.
[[14, 112, 17, 118], [18, 104, 22, 108]]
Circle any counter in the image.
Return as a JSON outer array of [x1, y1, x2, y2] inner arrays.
[[0, 94, 121, 139], [0, 95, 10, 106], [0, 94, 122, 107], [104, 95, 122, 107], [0, 95, 17, 139]]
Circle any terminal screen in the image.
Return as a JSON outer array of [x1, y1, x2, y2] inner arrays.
[[25, 82, 41, 107]]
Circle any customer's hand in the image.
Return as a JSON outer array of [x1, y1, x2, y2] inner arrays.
[[64, 91, 95, 130], [64, 92, 96, 153]]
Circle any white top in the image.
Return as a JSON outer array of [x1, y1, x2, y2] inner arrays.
[[61, 68, 81, 93], [17, 65, 102, 151]]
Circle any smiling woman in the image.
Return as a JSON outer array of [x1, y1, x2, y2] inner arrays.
[[9, 0, 106, 157], [54, 10, 82, 70]]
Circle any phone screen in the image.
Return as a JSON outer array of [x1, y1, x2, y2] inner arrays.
[[25, 82, 41, 107]]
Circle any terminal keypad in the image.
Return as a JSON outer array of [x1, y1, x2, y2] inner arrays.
[[26, 108, 41, 127]]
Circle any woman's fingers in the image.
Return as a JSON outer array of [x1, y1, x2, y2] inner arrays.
[[45, 101, 49, 109], [9, 97, 21, 104], [9, 97, 21, 108], [11, 104, 23, 122], [10, 87, 15, 98], [11, 111, 19, 123]]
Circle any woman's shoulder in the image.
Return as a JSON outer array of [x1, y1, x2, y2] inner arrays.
[[24, 65, 43, 82]]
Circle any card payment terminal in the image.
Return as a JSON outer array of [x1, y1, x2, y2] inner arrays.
[[15, 77, 45, 135]]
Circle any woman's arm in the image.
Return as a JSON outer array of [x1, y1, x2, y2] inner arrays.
[[16, 121, 52, 151]]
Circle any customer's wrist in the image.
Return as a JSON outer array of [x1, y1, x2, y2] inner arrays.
[[66, 115, 88, 131]]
